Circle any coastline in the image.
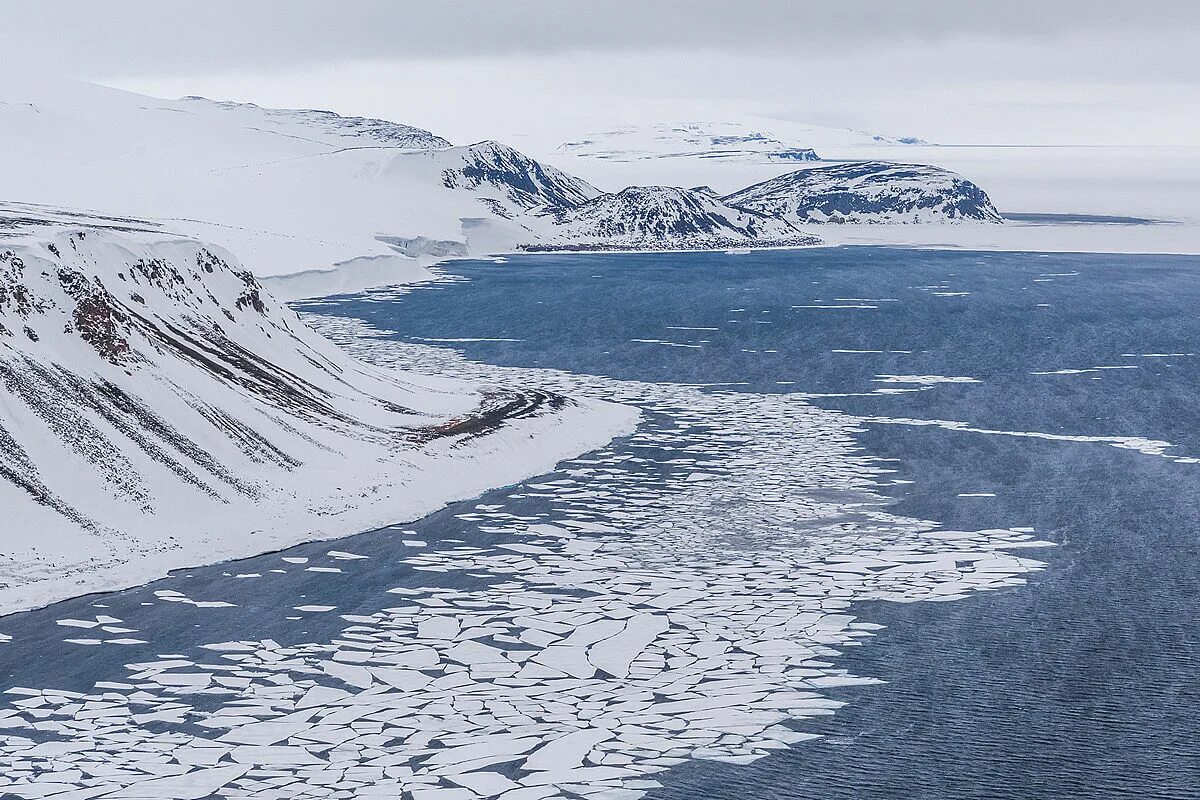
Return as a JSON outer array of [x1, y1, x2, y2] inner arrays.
[[0, 394, 640, 618], [263, 216, 1200, 302]]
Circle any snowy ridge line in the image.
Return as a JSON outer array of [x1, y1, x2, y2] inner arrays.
[[0, 219, 638, 616]]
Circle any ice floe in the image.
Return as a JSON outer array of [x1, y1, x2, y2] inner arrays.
[[0, 314, 1065, 800], [872, 375, 981, 385], [30, 291, 1191, 795], [864, 415, 1183, 459]]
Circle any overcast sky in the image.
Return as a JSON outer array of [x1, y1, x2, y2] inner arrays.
[[8, 1, 1200, 146]]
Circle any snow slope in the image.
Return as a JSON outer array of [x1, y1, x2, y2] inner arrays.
[[436, 140, 602, 212], [0, 207, 637, 615], [725, 161, 1003, 224], [557, 120, 924, 163]]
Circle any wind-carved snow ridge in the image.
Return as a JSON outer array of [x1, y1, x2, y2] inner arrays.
[[725, 161, 1004, 224], [0, 315, 1052, 800], [0, 213, 636, 615]]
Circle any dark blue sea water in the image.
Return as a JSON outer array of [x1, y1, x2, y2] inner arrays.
[[1, 246, 1198, 798], [295, 247, 1200, 798]]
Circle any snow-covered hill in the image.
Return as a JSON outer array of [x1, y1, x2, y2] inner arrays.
[[0, 207, 636, 614], [530, 186, 818, 251], [724, 161, 1004, 224]]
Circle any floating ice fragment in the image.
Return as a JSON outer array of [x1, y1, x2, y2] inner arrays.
[[104, 764, 251, 799], [873, 375, 980, 385], [524, 729, 614, 771]]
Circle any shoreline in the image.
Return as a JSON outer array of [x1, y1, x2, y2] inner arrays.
[[267, 218, 1200, 302], [0, 395, 640, 619]]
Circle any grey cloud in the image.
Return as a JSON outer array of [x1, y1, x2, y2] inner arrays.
[[7, 0, 1200, 79]]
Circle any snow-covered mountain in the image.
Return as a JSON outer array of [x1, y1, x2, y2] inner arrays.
[[530, 186, 818, 251], [0, 206, 635, 614], [724, 161, 1004, 224], [0, 78, 609, 294]]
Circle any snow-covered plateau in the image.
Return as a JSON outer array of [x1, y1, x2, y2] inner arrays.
[[555, 119, 924, 165], [0, 207, 637, 616]]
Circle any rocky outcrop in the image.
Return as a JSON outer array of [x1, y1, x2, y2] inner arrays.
[[527, 186, 820, 251]]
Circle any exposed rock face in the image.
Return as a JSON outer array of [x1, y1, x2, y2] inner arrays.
[[724, 161, 1004, 224], [440, 140, 602, 213], [527, 186, 820, 251]]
